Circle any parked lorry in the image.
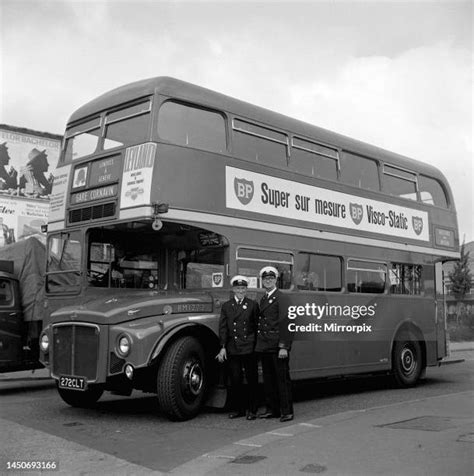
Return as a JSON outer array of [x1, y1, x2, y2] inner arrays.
[[0, 236, 45, 372]]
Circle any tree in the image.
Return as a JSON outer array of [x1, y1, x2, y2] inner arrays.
[[448, 242, 472, 323]]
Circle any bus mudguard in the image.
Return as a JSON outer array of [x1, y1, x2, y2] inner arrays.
[[149, 320, 219, 366]]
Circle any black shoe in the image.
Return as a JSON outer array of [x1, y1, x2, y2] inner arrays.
[[228, 411, 245, 419], [246, 412, 257, 420], [279, 414, 294, 423], [258, 411, 280, 419]]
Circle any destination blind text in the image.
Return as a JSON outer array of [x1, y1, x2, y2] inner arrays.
[[71, 185, 118, 204]]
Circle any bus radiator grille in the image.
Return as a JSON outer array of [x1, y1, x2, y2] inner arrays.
[[52, 324, 99, 380]]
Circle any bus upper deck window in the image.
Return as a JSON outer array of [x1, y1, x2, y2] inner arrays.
[[158, 101, 227, 154], [383, 165, 417, 201], [64, 117, 101, 162], [232, 119, 288, 168], [104, 101, 151, 150], [340, 152, 380, 191], [418, 175, 448, 208], [291, 137, 339, 181]]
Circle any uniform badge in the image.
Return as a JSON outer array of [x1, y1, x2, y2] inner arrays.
[[269, 298, 273, 304], [243, 304, 247, 310]]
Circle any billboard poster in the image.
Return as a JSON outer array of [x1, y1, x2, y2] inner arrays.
[[0, 125, 62, 246], [0, 195, 50, 246], [0, 125, 61, 200]]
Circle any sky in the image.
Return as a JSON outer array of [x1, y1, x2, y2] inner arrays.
[[1, 0, 472, 243]]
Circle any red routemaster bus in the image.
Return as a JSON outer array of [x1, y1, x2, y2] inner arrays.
[[39, 77, 459, 420]]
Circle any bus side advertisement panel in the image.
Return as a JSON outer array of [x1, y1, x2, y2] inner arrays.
[[49, 165, 72, 224], [225, 166, 430, 242], [120, 143, 156, 209]]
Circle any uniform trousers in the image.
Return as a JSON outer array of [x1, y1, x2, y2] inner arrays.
[[259, 352, 293, 416], [227, 353, 258, 413]]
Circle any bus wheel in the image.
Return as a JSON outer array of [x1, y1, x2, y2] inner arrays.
[[57, 384, 104, 408], [156, 336, 206, 421], [392, 334, 422, 387]]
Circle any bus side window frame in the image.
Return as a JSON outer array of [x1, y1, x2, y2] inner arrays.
[[389, 262, 424, 296], [235, 245, 294, 289], [0, 278, 14, 306], [295, 252, 343, 292], [346, 258, 387, 294]]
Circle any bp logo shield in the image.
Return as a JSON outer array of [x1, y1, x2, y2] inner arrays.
[[234, 178, 254, 205], [212, 273, 223, 287], [349, 203, 364, 225], [412, 216, 424, 235]]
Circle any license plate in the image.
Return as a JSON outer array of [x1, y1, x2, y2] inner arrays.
[[58, 376, 86, 391]]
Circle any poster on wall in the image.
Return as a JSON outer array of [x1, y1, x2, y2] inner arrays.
[[0, 196, 50, 246], [0, 125, 62, 200], [0, 125, 62, 246]]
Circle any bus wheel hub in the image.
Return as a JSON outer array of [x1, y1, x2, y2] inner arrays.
[[401, 348, 414, 373], [184, 361, 203, 396]]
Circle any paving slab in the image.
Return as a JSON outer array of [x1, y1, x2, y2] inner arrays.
[[0, 417, 163, 476], [171, 391, 474, 476]]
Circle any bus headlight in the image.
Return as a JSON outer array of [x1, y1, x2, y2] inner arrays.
[[40, 333, 49, 352], [117, 335, 131, 357]]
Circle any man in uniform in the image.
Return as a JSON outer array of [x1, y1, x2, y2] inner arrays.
[[216, 275, 259, 419], [256, 266, 294, 422]]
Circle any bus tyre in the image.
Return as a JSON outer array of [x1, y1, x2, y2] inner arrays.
[[392, 334, 422, 387], [156, 336, 206, 421], [57, 384, 104, 408]]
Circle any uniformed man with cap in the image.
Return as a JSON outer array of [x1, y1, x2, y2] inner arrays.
[[256, 266, 294, 422], [216, 275, 259, 419]]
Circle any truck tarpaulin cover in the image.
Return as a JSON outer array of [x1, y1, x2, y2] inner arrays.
[[0, 236, 45, 322]]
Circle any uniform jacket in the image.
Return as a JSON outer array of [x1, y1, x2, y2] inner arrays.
[[219, 297, 259, 355], [255, 289, 293, 353]]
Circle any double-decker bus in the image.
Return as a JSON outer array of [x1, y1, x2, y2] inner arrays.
[[39, 77, 459, 420]]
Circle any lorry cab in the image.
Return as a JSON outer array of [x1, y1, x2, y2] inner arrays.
[[0, 261, 24, 369], [0, 259, 43, 372]]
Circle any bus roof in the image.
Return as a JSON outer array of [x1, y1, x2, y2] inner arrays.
[[69, 76, 447, 182]]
